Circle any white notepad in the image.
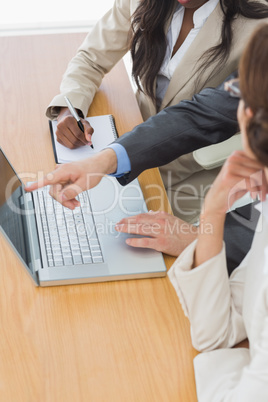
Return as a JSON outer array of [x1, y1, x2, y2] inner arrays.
[[49, 115, 118, 163]]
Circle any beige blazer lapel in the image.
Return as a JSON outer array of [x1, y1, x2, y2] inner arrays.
[[161, 2, 223, 109]]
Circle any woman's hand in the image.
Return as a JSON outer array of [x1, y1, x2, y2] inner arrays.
[[56, 107, 94, 148], [194, 150, 268, 268], [115, 211, 198, 256], [25, 149, 117, 209], [203, 150, 267, 217]]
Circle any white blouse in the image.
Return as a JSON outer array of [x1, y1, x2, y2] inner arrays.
[[156, 0, 219, 109], [168, 200, 268, 401]]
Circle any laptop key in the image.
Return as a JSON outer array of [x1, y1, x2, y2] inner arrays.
[[92, 249, 101, 255], [73, 255, 83, 264], [82, 252, 90, 257], [82, 256, 92, 264], [63, 257, 73, 266], [92, 256, 103, 263]]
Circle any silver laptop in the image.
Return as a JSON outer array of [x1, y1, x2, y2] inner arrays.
[[0, 148, 166, 286]]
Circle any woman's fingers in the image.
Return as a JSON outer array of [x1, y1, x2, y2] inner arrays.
[[56, 116, 94, 148], [205, 151, 268, 213]]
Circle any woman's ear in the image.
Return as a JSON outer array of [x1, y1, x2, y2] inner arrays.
[[245, 106, 254, 119]]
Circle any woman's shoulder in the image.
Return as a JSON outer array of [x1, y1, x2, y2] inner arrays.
[[117, 0, 140, 15], [232, 12, 268, 31], [232, 15, 268, 45]]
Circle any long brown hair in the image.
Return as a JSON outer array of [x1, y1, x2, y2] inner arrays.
[[129, 0, 268, 106], [240, 23, 268, 166]]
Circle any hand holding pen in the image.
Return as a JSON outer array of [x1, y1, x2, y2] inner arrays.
[[55, 97, 94, 149]]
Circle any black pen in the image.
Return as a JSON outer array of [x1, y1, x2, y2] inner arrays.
[[64, 96, 94, 149]]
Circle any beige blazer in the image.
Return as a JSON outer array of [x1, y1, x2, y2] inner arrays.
[[168, 202, 268, 401], [47, 0, 266, 121]]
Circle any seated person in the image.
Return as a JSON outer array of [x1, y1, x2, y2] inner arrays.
[[168, 24, 268, 401], [48, 0, 268, 221], [26, 73, 257, 274]]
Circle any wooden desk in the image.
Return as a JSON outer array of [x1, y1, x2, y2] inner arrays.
[[0, 33, 198, 402]]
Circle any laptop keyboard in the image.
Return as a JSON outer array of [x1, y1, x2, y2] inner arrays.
[[36, 188, 104, 267]]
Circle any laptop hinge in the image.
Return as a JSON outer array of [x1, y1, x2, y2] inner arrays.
[[22, 191, 42, 273]]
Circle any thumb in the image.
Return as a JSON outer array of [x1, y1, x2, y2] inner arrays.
[[84, 122, 94, 143], [59, 179, 86, 202]]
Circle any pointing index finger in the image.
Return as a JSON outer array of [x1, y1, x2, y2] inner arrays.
[[25, 171, 58, 192]]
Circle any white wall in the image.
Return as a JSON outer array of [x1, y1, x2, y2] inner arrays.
[[0, 0, 114, 35], [0, 0, 135, 90]]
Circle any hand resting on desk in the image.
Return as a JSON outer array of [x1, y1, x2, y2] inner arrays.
[[115, 211, 198, 257], [56, 107, 94, 148]]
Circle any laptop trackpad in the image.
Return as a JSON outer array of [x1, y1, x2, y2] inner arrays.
[[87, 177, 166, 272], [88, 177, 147, 218]]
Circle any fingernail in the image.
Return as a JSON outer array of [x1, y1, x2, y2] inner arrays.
[[47, 173, 54, 181]]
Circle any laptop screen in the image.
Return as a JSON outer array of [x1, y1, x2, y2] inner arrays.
[[0, 149, 28, 266]]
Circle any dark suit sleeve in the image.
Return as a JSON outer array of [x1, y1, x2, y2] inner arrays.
[[115, 72, 239, 186]]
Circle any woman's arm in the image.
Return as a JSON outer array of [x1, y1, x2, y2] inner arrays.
[[194, 286, 268, 402], [193, 151, 267, 267], [168, 151, 268, 351], [47, 0, 132, 120]]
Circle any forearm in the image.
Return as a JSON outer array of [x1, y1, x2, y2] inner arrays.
[[168, 241, 246, 351], [46, 0, 131, 119], [79, 148, 118, 177], [96, 148, 118, 175], [193, 211, 226, 267], [193, 149, 267, 267], [47, 49, 107, 120], [116, 84, 239, 184]]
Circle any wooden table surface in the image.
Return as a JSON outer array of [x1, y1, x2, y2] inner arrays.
[[0, 33, 198, 402]]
